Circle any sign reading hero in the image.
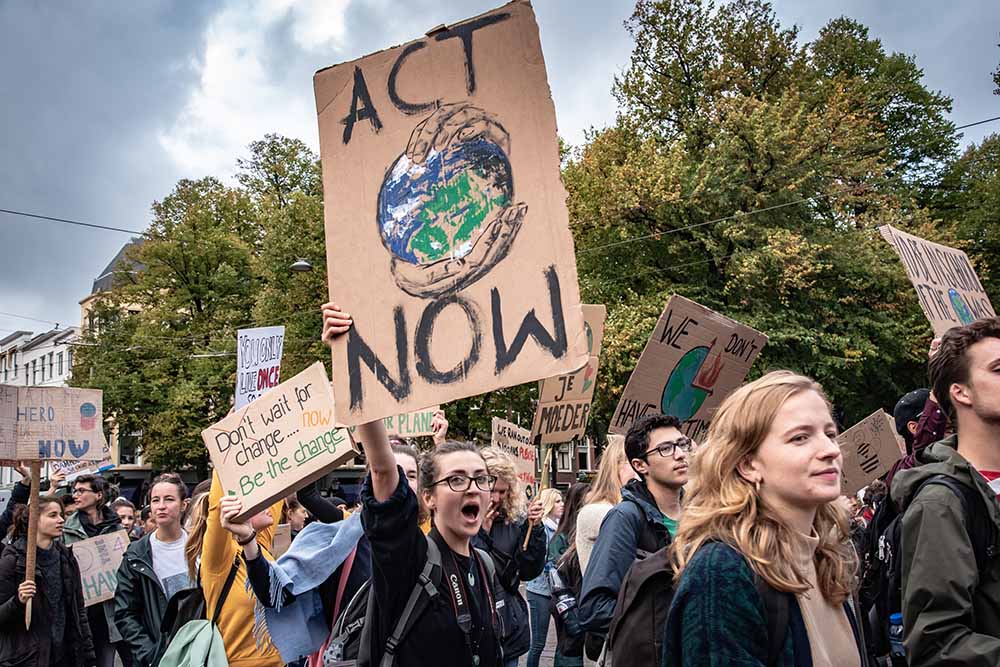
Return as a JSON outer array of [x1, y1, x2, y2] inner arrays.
[[314, 0, 587, 426], [201, 362, 356, 521], [0, 385, 107, 462], [610, 296, 767, 441]]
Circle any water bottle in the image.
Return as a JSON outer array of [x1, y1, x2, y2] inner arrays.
[[888, 612, 906, 661], [548, 568, 576, 619]]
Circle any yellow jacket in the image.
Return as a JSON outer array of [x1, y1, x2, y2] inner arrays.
[[202, 472, 284, 667]]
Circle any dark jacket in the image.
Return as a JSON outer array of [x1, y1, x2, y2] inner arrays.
[[0, 538, 96, 667], [0, 480, 30, 541], [114, 533, 170, 667], [473, 511, 546, 659], [892, 437, 1000, 666], [579, 479, 671, 637], [663, 541, 866, 667], [64, 506, 123, 645]]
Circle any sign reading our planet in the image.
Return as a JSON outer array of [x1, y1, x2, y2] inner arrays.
[[610, 296, 768, 441], [313, 0, 588, 427]]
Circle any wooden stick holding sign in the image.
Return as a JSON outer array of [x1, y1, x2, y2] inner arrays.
[[24, 461, 40, 628], [522, 441, 555, 551]]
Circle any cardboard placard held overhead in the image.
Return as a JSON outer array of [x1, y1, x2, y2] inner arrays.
[[610, 296, 767, 441], [236, 326, 286, 410], [880, 225, 996, 336], [348, 405, 441, 444], [532, 304, 606, 444], [839, 410, 903, 496], [491, 417, 536, 488], [0, 385, 107, 461], [71, 530, 130, 607], [201, 362, 357, 521], [271, 524, 292, 558], [314, 0, 588, 427]]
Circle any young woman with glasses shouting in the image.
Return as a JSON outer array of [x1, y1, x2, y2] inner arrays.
[[322, 302, 505, 667]]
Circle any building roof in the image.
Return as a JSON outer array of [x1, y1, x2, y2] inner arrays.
[[91, 237, 144, 295], [0, 331, 32, 348], [20, 327, 78, 353]]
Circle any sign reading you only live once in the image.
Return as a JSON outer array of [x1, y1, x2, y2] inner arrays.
[[314, 0, 587, 426], [202, 362, 356, 521]]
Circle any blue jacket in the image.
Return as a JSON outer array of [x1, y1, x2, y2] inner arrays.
[[578, 480, 671, 637]]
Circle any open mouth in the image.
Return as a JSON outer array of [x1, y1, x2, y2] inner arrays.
[[461, 501, 481, 522]]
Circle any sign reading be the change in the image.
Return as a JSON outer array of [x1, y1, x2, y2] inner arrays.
[[880, 225, 995, 336], [201, 362, 356, 520]]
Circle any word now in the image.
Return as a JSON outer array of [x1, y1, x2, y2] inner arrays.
[[37, 439, 91, 458]]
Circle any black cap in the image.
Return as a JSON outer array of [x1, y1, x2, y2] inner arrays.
[[894, 388, 930, 437]]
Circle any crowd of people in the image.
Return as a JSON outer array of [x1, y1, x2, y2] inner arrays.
[[1, 307, 999, 667]]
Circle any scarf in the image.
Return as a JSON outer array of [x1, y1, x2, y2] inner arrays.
[[250, 511, 364, 663]]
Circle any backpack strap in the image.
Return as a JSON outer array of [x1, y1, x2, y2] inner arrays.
[[754, 574, 789, 667], [475, 547, 497, 586], [917, 475, 998, 573], [379, 535, 442, 667], [210, 554, 242, 626]]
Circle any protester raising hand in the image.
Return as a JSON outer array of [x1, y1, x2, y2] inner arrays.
[[432, 409, 449, 446], [321, 302, 353, 343], [219, 495, 261, 560]]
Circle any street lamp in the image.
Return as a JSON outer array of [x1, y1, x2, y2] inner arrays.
[[290, 259, 313, 273]]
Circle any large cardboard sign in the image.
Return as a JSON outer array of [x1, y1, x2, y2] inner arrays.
[[314, 1, 587, 427], [839, 410, 903, 496], [348, 405, 440, 444], [72, 530, 129, 606], [610, 296, 767, 441], [531, 304, 606, 444], [0, 385, 107, 461], [880, 225, 995, 336], [491, 417, 536, 488], [201, 362, 357, 521], [236, 326, 286, 410]]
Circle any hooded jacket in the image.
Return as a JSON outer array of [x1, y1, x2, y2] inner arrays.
[[892, 437, 1000, 666], [63, 505, 124, 645], [0, 538, 96, 667], [578, 479, 672, 637]]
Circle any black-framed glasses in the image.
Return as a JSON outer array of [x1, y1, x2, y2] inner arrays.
[[72, 487, 94, 496], [430, 474, 498, 492], [642, 437, 695, 459]]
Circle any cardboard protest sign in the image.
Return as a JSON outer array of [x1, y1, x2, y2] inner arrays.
[[532, 304, 606, 444], [201, 362, 357, 521], [839, 410, 903, 496], [348, 405, 440, 444], [271, 524, 292, 558], [236, 326, 286, 410], [314, 0, 588, 427], [52, 456, 115, 483], [880, 225, 995, 336], [0, 385, 107, 461], [491, 417, 536, 488], [71, 530, 129, 606], [610, 296, 767, 441]]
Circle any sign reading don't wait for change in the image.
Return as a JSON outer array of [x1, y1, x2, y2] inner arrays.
[[314, 1, 587, 427], [202, 362, 356, 521]]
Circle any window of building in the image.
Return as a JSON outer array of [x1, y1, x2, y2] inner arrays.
[[57, 352, 63, 376], [32, 360, 38, 385], [48, 352, 54, 378]]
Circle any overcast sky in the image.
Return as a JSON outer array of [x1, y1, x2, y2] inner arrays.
[[1, 0, 997, 337]]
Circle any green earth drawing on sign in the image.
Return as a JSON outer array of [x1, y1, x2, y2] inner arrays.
[[661, 347, 711, 423]]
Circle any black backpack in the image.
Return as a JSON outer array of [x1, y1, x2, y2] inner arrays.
[[320, 535, 497, 667], [858, 474, 997, 662]]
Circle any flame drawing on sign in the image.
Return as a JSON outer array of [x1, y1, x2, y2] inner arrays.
[[661, 338, 727, 423], [692, 338, 724, 391]]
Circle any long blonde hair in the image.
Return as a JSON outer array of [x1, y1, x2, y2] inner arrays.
[[184, 492, 210, 580], [481, 446, 527, 522], [671, 371, 856, 604], [539, 488, 562, 521], [584, 435, 629, 506]]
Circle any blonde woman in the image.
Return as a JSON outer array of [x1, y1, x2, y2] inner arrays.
[[574, 435, 637, 573], [664, 371, 864, 666], [525, 488, 564, 667], [477, 446, 546, 666]]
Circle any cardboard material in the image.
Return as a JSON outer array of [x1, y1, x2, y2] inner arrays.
[[531, 304, 606, 444], [71, 530, 129, 607], [236, 326, 286, 410], [0, 385, 107, 461], [271, 523, 292, 558], [52, 457, 115, 483], [880, 225, 996, 336], [491, 417, 536, 488], [201, 362, 357, 521], [314, 0, 587, 426], [348, 405, 441, 443], [839, 410, 903, 496], [609, 296, 767, 441]]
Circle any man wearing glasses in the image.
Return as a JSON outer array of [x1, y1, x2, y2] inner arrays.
[[579, 414, 692, 660]]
